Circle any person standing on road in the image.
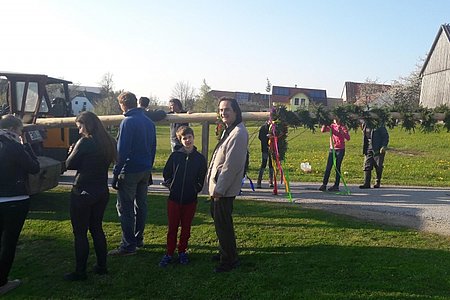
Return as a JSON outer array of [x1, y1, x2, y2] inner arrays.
[[256, 121, 274, 189], [319, 119, 350, 192], [168, 98, 188, 152], [64, 111, 117, 281], [0, 115, 40, 295], [158, 126, 207, 267], [359, 121, 389, 189], [206, 97, 248, 273], [109, 92, 156, 256]]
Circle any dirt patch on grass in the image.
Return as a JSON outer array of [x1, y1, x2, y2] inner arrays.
[[389, 148, 423, 157]]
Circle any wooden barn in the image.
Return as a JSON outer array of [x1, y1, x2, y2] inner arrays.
[[419, 24, 450, 108]]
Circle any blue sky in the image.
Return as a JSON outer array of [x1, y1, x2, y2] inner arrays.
[[0, 0, 448, 103]]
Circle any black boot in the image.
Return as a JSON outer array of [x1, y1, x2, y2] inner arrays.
[[374, 169, 382, 188], [269, 168, 274, 188], [359, 171, 371, 189]]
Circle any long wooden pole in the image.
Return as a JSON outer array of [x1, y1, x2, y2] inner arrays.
[[35, 112, 271, 128]]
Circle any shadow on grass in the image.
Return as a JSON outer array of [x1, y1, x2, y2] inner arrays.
[[10, 187, 450, 298], [28, 189, 408, 236], [10, 242, 450, 299]]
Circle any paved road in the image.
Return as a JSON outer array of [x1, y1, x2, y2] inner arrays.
[[60, 171, 450, 236]]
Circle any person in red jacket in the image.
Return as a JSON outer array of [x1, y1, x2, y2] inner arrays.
[[319, 119, 350, 192]]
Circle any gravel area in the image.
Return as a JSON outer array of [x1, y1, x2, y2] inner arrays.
[[238, 182, 450, 236]]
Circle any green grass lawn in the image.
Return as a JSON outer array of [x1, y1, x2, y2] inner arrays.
[[151, 123, 450, 187], [6, 187, 450, 299]]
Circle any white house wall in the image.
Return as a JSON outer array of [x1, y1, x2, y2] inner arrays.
[[422, 32, 450, 76], [420, 71, 450, 108], [420, 29, 450, 108], [71, 96, 94, 115]]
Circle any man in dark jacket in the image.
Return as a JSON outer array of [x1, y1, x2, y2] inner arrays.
[[360, 121, 389, 189], [257, 121, 274, 188]]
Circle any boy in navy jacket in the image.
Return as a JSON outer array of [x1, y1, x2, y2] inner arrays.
[[159, 126, 207, 267]]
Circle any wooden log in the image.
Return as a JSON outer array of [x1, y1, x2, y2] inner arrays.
[[35, 112, 271, 128]]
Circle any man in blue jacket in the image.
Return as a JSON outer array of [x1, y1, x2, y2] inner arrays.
[[109, 92, 156, 255]]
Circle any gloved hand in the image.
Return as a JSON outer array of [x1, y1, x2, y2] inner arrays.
[[380, 147, 386, 155], [112, 174, 119, 190]]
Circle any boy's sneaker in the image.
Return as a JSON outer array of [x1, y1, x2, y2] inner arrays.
[[318, 185, 326, 191], [179, 252, 189, 265], [159, 254, 172, 267]]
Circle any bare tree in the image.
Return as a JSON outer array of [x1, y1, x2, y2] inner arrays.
[[95, 72, 122, 115], [357, 78, 392, 109], [146, 94, 161, 110], [388, 60, 422, 112], [171, 81, 196, 111]]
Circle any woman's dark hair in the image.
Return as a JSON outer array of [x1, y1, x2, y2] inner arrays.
[[218, 97, 242, 127], [75, 111, 117, 163], [169, 98, 183, 111]]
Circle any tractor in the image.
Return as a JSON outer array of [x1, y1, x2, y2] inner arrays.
[[0, 72, 79, 194]]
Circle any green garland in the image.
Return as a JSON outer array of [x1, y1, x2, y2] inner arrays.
[[215, 104, 449, 161], [269, 103, 450, 160]]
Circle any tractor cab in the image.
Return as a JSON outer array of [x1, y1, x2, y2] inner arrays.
[[0, 72, 78, 194]]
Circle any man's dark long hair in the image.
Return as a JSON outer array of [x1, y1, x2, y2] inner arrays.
[[214, 97, 243, 151], [218, 97, 242, 128]]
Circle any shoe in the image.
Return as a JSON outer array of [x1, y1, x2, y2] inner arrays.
[[0, 279, 21, 295], [373, 182, 381, 188], [211, 253, 221, 261], [214, 260, 240, 273], [328, 186, 339, 192], [179, 252, 189, 265], [159, 254, 172, 267], [359, 184, 371, 189], [93, 264, 108, 275], [214, 264, 232, 273], [137, 241, 144, 249], [318, 185, 326, 191], [108, 248, 136, 256], [269, 184, 274, 188], [63, 272, 87, 281]]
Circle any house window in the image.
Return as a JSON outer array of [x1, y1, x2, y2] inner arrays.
[[83, 102, 87, 105], [294, 98, 299, 105], [75, 101, 78, 105], [236, 92, 249, 103], [273, 87, 289, 96], [301, 99, 306, 106]]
